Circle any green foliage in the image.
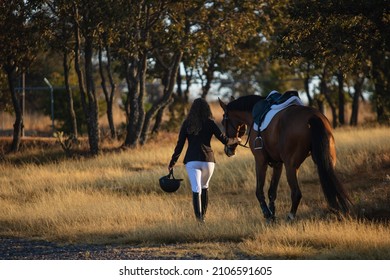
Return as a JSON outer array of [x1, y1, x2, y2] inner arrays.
[[264, 0, 390, 122], [0, 72, 12, 112], [275, 0, 387, 72], [2, 0, 389, 148], [0, 0, 48, 72]]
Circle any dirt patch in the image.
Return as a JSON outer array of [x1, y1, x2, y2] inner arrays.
[[0, 236, 209, 260]]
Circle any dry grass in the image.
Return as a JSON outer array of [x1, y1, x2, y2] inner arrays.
[[0, 125, 390, 259], [240, 218, 390, 259]]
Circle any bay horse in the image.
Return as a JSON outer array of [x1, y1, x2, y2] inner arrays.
[[219, 93, 352, 221]]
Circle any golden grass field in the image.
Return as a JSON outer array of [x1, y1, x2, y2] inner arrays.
[[0, 101, 390, 259], [0, 124, 390, 259]]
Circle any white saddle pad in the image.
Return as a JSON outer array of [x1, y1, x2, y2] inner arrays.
[[253, 96, 304, 131]]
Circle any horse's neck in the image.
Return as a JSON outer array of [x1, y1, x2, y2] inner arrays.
[[238, 111, 253, 126]]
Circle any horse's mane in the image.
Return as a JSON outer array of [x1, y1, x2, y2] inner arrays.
[[227, 95, 265, 112]]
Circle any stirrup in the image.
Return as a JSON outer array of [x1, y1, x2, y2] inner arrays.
[[254, 136, 263, 150]]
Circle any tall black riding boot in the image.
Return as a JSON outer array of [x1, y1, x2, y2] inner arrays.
[[192, 192, 203, 222], [201, 188, 208, 220]]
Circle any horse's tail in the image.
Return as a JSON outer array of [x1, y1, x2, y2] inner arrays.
[[309, 116, 352, 214]]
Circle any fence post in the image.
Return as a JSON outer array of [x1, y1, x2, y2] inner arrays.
[[44, 77, 54, 135]]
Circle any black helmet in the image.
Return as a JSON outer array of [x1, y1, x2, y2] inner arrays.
[[159, 170, 183, 193]]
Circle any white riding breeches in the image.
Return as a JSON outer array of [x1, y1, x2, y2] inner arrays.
[[185, 161, 215, 193]]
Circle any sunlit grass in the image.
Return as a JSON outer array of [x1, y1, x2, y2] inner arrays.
[[240, 218, 390, 259], [0, 126, 389, 259]]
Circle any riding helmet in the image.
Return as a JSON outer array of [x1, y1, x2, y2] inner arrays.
[[159, 170, 183, 193]]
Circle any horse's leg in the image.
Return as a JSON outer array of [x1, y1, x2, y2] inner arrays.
[[285, 165, 302, 220], [255, 161, 272, 220], [268, 162, 283, 219]]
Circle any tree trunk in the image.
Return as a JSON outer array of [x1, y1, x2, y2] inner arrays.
[[98, 45, 116, 139], [105, 44, 117, 139], [84, 37, 100, 155], [316, 96, 325, 115], [304, 63, 313, 106], [152, 107, 165, 134], [73, 4, 99, 154], [201, 51, 216, 98], [73, 12, 87, 120], [320, 72, 338, 128], [136, 52, 147, 141], [337, 70, 345, 126], [5, 66, 22, 152], [140, 51, 183, 145], [63, 50, 78, 138], [123, 58, 141, 147], [350, 75, 364, 126], [176, 69, 183, 99], [183, 61, 192, 103], [371, 52, 390, 124]]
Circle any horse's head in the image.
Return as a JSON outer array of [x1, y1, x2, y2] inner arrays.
[[218, 97, 247, 157]]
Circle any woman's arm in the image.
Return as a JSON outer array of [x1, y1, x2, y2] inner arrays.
[[169, 122, 187, 169], [210, 120, 240, 145]]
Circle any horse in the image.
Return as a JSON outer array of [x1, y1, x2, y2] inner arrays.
[[218, 93, 352, 221]]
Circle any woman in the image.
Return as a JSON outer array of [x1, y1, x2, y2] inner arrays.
[[168, 98, 240, 222]]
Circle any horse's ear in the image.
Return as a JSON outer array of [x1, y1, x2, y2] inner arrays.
[[218, 97, 227, 111], [230, 96, 235, 101]]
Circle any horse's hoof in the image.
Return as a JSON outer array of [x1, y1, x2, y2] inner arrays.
[[286, 213, 295, 222], [266, 216, 276, 225]]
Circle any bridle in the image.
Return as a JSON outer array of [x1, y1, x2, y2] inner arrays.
[[223, 111, 252, 149]]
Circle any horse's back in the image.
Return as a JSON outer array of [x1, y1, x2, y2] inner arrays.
[[264, 105, 333, 167], [282, 105, 331, 129]]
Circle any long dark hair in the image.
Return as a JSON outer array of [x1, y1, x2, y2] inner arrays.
[[186, 98, 213, 135]]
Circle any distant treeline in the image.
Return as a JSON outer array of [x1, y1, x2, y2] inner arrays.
[[1, 0, 389, 153]]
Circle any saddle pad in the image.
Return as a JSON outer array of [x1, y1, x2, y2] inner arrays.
[[253, 95, 304, 131]]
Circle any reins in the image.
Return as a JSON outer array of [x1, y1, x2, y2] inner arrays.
[[223, 113, 253, 149], [238, 122, 253, 148]]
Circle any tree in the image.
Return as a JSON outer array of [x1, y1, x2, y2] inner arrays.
[[96, 0, 121, 140], [0, 72, 12, 112], [348, 70, 367, 126], [0, 0, 47, 152], [47, 0, 78, 138], [98, 36, 117, 140], [140, 1, 214, 144], [272, 0, 390, 124], [117, 1, 200, 147], [193, 0, 262, 98], [114, 0, 162, 147], [71, 0, 101, 155]]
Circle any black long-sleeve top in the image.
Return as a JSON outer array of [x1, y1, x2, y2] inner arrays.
[[169, 118, 229, 167]]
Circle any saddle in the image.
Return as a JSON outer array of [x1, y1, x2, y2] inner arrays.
[[252, 90, 299, 130], [252, 90, 300, 150]]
